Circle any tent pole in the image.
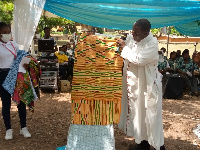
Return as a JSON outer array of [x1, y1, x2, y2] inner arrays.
[[166, 26, 170, 58]]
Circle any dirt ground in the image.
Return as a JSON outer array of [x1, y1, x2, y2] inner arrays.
[[0, 91, 200, 150], [0, 42, 200, 150]]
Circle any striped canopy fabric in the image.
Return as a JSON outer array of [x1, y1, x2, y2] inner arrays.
[[44, 0, 200, 36], [175, 21, 200, 37]]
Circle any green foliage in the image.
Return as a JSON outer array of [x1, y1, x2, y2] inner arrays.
[[151, 28, 160, 35], [63, 29, 69, 34], [151, 26, 182, 36], [0, 1, 14, 24], [40, 31, 45, 38], [37, 16, 75, 35], [1, 0, 14, 2], [51, 32, 64, 35], [170, 27, 182, 36], [97, 28, 104, 34]]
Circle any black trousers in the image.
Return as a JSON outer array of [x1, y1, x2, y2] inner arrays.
[[0, 69, 26, 130]]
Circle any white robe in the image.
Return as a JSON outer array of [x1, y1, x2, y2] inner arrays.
[[118, 33, 164, 150]]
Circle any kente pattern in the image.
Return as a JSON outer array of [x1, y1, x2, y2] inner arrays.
[[71, 34, 123, 125]]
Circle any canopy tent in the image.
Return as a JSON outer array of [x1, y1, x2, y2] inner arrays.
[[175, 21, 200, 37], [13, 0, 200, 51], [44, 0, 200, 30]]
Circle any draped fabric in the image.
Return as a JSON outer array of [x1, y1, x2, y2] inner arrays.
[[58, 33, 122, 150], [2, 50, 40, 112], [13, 0, 46, 51], [13, 0, 200, 51], [12, 56, 41, 112], [44, 0, 200, 30], [71, 33, 122, 125], [3, 50, 28, 95], [175, 21, 200, 37]]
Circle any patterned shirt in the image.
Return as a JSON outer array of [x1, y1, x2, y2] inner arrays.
[[158, 60, 169, 71], [176, 56, 182, 62], [168, 59, 178, 69], [177, 58, 198, 72]]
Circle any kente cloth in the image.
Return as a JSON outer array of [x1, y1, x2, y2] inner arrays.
[[59, 34, 121, 150], [3, 50, 28, 95], [118, 33, 164, 150], [71, 33, 123, 125]]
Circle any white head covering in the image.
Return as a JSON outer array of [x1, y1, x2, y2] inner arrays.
[[158, 51, 164, 62]]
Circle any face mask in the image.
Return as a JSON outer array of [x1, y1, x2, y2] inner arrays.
[[1, 34, 12, 43]]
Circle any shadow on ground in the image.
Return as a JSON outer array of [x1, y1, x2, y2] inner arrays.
[[0, 92, 199, 150]]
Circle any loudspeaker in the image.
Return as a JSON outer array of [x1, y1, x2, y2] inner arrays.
[[163, 74, 183, 99]]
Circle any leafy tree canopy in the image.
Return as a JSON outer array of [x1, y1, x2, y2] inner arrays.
[[0, 0, 14, 24], [151, 26, 182, 36], [37, 16, 76, 35]]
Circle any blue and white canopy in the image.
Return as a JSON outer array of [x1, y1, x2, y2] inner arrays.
[[44, 0, 200, 36], [13, 0, 200, 51]]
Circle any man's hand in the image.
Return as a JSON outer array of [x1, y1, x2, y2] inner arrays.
[[117, 39, 126, 51]]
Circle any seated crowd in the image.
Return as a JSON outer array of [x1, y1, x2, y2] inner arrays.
[[54, 40, 75, 80], [158, 47, 200, 96]]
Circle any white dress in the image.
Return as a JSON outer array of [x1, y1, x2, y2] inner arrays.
[[118, 33, 164, 150]]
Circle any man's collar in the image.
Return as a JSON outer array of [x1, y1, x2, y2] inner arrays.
[[136, 32, 153, 46]]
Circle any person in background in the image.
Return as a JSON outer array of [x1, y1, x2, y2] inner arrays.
[[160, 47, 167, 60], [0, 22, 31, 140], [158, 50, 172, 75], [176, 49, 182, 61], [193, 52, 200, 66], [43, 27, 58, 52], [192, 52, 200, 139], [117, 19, 165, 150], [65, 41, 75, 79], [66, 40, 75, 63], [55, 46, 68, 80], [192, 51, 200, 88], [177, 49, 199, 96], [168, 51, 178, 74]]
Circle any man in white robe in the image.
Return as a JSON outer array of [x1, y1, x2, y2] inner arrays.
[[117, 19, 165, 150]]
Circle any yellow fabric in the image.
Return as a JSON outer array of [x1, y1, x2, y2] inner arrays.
[[71, 33, 123, 125], [55, 51, 68, 63]]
